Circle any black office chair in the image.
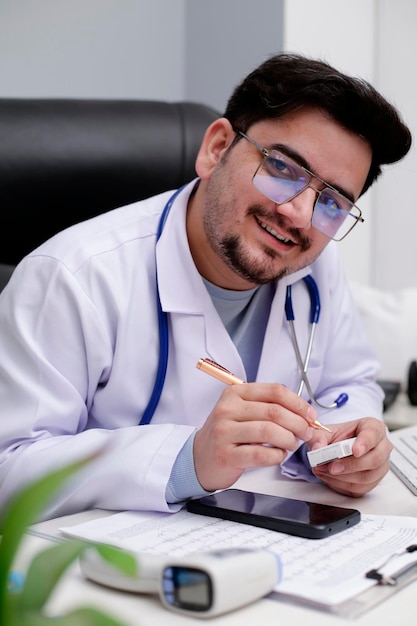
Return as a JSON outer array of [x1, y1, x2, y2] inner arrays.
[[0, 98, 220, 289]]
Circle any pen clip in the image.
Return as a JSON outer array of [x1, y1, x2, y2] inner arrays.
[[199, 358, 235, 375]]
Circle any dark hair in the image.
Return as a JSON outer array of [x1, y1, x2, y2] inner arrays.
[[224, 53, 412, 194]]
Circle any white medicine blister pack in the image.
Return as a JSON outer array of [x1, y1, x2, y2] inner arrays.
[[307, 437, 357, 468]]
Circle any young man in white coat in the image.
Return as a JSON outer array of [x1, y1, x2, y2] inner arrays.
[[0, 54, 411, 520]]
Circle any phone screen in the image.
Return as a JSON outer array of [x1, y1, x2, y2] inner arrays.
[[186, 489, 361, 539]]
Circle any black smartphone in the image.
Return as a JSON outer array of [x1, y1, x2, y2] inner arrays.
[[186, 488, 360, 539]]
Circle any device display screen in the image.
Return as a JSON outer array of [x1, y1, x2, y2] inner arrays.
[[162, 566, 213, 612]]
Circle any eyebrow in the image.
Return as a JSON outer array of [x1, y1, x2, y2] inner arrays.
[[269, 142, 356, 203]]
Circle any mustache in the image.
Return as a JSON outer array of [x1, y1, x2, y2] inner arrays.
[[247, 205, 311, 251]]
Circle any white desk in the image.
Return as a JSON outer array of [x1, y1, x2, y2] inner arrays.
[[10, 396, 417, 626], [15, 464, 417, 626]]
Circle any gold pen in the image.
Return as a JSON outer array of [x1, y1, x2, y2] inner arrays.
[[196, 357, 332, 433], [197, 357, 246, 385]]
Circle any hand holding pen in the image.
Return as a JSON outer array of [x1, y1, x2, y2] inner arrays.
[[197, 357, 331, 433], [192, 357, 327, 493]]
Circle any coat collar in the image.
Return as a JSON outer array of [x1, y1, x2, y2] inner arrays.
[[156, 180, 312, 315]]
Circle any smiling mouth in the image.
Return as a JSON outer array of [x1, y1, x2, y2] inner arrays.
[[256, 216, 294, 245]]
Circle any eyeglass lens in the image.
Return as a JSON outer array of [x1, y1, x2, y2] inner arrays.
[[253, 151, 359, 241]]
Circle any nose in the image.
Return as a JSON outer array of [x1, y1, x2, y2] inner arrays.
[[275, 186, 317, 230]]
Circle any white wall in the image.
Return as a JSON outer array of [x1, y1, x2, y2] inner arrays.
[[0, 0, 186, 100], [284, 0, 375, 287], [374, 0, 417, 290], [283, 0, 417, 290], [0, 0, 283, 110], [184, 0, 284, 113]]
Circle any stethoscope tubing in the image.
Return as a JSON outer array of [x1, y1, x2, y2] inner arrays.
[[139, 186, 184, 426], [286, 276, 348, 410]]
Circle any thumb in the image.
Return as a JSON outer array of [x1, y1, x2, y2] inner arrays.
[[308, 431, 331, 451]]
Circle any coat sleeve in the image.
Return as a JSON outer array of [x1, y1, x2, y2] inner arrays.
[[0, 256, 194, 520]]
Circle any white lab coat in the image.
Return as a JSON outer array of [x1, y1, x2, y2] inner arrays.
[[0, 181, 383, 518]]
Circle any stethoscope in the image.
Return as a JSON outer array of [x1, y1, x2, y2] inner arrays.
[[139, 188, 348, 425], [285, 275, 348, 410]]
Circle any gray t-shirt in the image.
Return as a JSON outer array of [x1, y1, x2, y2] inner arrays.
[[203, 279, 276, 381]]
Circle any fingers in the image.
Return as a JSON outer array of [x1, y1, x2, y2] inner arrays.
[[311, 418, 392, 496], [194, 425, 290, 493], [210, 414, 311, 453], [313, 460, 390, 497], [193, 382, 317, 492], [221, 382, 318, 437]]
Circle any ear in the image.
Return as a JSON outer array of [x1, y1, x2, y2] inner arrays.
[[195, 118, 236, 180]]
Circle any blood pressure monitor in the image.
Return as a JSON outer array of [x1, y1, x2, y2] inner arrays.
[[80, 547, 281, 618]]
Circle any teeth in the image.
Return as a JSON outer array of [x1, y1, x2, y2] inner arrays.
[[258, 219, 291, 243]]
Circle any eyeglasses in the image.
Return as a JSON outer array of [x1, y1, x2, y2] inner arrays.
[[237, 130, 364, 241]]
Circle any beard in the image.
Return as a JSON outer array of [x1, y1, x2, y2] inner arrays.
[[203, 201, 314, 285], [217, 232, 287, 284]]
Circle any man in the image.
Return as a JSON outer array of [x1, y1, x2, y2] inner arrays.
[[0, 54, 411, 520]]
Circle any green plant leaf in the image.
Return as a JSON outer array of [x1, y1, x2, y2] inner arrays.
[[0, 451, 102, 625], [17, 539, 87, 611], [95, 543, 138, 577], [18, 540, 137, 612], [0, 449, 136, 626]]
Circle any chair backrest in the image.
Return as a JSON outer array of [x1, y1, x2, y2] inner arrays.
[[0, 98, 219, 287]]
